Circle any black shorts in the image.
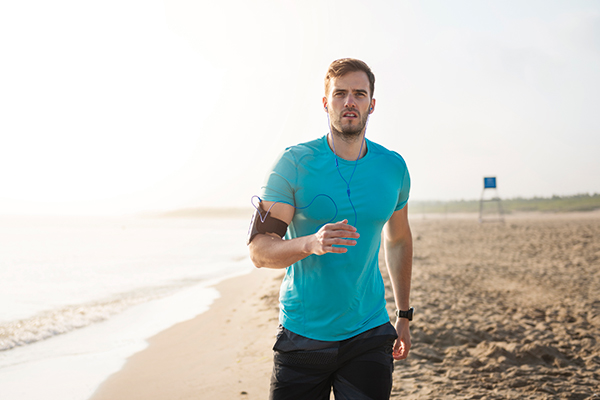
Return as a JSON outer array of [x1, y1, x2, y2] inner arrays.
[[269, 322, 398, 400]]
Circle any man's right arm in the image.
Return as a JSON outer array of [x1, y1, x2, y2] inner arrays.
[[248, 201, 360, 269]]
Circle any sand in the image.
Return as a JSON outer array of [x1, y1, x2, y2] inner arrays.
[[390, 213, 600, 399], [90, 213, 600, 400]]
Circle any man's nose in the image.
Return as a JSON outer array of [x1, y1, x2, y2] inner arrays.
[[344, 95, 356, 108]]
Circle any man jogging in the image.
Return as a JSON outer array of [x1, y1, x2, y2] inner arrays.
[[248, 58, 413, 400]]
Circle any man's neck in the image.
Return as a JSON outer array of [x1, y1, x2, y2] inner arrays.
[[327, 129, 367, 161]]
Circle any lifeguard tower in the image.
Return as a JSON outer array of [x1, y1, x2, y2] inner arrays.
[[479, 176, 504, 223]]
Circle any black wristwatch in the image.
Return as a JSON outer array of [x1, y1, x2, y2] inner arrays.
[[395, 307, 414, 321]]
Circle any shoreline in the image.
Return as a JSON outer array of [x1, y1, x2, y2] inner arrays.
[[89, 267, 283, 400], [0, 270, 257, 400]]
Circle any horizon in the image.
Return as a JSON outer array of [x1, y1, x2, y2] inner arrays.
[[1, 0, 599, 216], [3, 192, 597, 218]]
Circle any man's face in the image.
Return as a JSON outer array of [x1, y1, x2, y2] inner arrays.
[[323, 70, 375, 139]]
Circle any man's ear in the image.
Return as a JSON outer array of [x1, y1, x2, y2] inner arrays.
[[369, 98, 376, 114], [322, 97, 328, 112]]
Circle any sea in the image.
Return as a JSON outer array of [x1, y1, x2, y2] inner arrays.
[[0, 214, 254, 400]]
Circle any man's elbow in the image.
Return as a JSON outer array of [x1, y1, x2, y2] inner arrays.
[[385, 230, 412, 246], [385, 235, 413, 258], [248, 234, 277, 268], [248, 242, 265, 268]]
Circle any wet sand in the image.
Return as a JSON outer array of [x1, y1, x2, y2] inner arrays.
[[90, 212, 600, 399]]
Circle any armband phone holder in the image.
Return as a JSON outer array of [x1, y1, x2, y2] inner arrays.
[[247, 207, 288, 245]]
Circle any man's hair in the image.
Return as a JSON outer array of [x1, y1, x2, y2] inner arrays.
[[324, 58, 375, 98]]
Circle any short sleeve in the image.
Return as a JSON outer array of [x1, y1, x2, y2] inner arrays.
[[259, 148, 298, 206], [395, 165, 410, 211]]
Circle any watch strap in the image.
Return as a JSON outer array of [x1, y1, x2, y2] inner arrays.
[[395, 307, 414, 321]]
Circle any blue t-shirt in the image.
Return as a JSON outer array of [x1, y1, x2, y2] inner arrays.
[[260, 135, 410, 341]]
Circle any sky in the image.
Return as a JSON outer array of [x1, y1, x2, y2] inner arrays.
[[1, 0, 599, 215]]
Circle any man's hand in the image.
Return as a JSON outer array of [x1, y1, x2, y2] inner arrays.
[[392, 318, 411, 360], [310, 219, 360, 255]]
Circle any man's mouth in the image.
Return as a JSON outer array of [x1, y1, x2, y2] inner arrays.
[[342, 111, 358, 118]]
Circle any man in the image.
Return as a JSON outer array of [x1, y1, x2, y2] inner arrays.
[[248, 58, 413, 400]]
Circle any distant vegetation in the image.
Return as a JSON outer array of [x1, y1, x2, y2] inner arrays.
[[409, 193, 600, 214]]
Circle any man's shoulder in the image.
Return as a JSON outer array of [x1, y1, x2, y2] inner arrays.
[[280, 135, 326, 160], [286, 136, 325, 152], [367, 140, 408, 168]]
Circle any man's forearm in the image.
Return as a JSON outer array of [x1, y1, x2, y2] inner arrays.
[[384, 237, 413, 310], [248, 219, 360, 269], [249, 233, 313, 269]]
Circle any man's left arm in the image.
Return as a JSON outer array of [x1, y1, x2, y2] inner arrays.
[[383, 205, 413, 360]]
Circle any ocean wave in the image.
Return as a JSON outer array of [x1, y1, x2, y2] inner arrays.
[[0, 281, 201, 352]]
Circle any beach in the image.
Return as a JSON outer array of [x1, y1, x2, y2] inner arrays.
[[90, 212, 600, 399]]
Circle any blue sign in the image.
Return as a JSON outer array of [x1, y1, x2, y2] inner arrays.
[[484, 177, 497, 189]]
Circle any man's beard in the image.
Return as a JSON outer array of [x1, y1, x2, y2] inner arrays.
[[330, 110, 369, 142]]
